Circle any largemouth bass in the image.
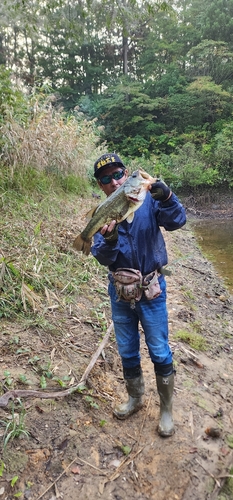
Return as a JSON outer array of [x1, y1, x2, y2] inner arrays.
[[73, 169, 156, 256]]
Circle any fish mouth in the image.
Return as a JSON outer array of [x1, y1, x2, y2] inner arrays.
[[128, 195, 140, 203]]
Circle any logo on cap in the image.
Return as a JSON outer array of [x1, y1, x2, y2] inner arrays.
[[96, 155, 118, 170]]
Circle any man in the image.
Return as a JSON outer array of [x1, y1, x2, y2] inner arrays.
[[91, 152, 186, 437]]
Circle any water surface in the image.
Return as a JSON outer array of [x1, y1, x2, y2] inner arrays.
[[191, 219, 233, 294]]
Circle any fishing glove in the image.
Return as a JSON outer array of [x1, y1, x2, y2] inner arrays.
[[150, 180, 172, 202], [103, 225, 119, 245]]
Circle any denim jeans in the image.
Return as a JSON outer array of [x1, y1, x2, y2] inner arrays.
[[108, 277, 172, 369]]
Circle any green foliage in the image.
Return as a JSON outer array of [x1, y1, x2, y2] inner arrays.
[[58, 174, 89, 194], [10, 476, 19, 488], [40, 375, 47, 389], [0, 461, 4, 477], [1, 403, 30, 448], [214, 122, 233, 186], [186, 40, 233, 86], [0, 66, 29, 124], [226, 435, 233, 449], [0, 164, 110, 326], [1, 0, 233, 190], [174, 329, 207, 351], [3, 370, 13, 387], [0, 164, 90, 201], [121, 445, 131, 456], [219, 465, 233, 498], [156, 143, 220, 189], [99, 419, 107, 427], [18, 374, 30, 385], [197, 0, 233, 47], [187, 77, 232, 123], [84, 395, 99, 409]]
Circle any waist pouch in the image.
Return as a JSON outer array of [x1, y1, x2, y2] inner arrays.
[[112, 268, 161, 306]]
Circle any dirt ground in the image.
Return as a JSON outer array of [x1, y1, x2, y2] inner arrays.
[[0, 205, 233, 500]]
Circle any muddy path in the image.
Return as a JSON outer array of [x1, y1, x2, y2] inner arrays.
[[0, 214, 233, 500]]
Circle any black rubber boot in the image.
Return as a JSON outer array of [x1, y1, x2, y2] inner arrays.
[[113, 369, 145, 420], [156, 373, 175, 437]]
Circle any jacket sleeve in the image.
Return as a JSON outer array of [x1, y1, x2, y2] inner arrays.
[[91, 232, 120, 266], [156, 193, 186, 231]]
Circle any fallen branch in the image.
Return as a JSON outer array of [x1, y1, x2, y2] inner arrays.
[[75, 456, 108, 474], [78, 321, 113, 386], [179, 344, 204, 368], [180, 264, 207, 275], [0, 321, 114, 408], [217, 474, 233, 479], [99, 447, 143, 494], [135, 392, 152, 452], [36, 458, 77, 500], [195, 458, 221, 488], [209, 452, 233, 499], [189, 410, 194, 436], [99, 397, 150, 494]]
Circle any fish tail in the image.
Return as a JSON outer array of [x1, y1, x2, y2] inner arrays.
[[73, 234, 91, 256]]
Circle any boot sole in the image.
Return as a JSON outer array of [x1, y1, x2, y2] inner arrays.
[[158, 426, 175, 437]]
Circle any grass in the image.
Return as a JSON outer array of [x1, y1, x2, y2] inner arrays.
[[174, 329, 207, 351], [0, 166, 106, 321], [218, 466, 233, 499], [0, 161, 110, 407], [1, 403, 30, 448], [181, 287, 195, 301]]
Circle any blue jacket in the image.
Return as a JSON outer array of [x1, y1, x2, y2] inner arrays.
[[91, 192, 186, 276]]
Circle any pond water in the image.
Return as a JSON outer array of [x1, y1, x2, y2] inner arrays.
[[191, 219, 233, 294]]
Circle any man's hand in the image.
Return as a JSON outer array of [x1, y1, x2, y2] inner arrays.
[[150, 180, 172, 201], [100, 220, 118, 243]]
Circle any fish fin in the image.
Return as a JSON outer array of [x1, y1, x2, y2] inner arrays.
[[139, 169, 157, 183], [73, 234, 92, 256], [126, 212, 135, 223], [85, 206, 98, 221]]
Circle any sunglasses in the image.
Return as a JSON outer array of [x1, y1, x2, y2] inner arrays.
[[99, 169, 125, 185]]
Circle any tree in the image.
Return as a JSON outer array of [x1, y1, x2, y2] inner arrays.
[[186, 40, 233, 86], [214, 122, 233, 185], [198, 0, 233, 49]]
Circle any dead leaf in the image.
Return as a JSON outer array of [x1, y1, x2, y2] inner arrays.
[[54, 483, 62, 498], [205, 427, 221, 438], [70, 465, 81, 474], [191, 359, 204, 369], [21, 282, 42, 312], [51, 347, 56, 360], [220, 447, 230, 456], [108, 459, 121, 468], [57, 438, 68, 451], [35, 405, 44, 413], [69, 377, 75, 386], [90, 448, 100, 467], [219, 295, 227, 302]]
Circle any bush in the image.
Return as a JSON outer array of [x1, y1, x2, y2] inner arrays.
[[0, 65, 29, 125], [156, 143, 220, 190]]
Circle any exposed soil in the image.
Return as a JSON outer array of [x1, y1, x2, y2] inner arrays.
[[0, 202, 233, 500]]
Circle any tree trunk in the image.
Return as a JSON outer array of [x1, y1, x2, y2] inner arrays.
[[123, 35, 128, 75]]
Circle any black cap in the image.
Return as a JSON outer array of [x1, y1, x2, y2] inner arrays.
[[94, 153, 126, 179]]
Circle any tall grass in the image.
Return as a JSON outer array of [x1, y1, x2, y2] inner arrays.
[[1, 95, 105, 181], [0, 84, 107, 321]]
